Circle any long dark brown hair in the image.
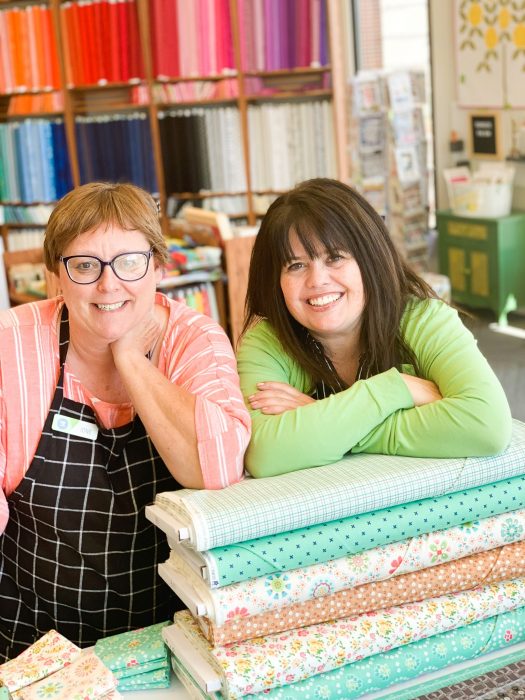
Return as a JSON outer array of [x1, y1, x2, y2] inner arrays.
[[242, 178, 437, 389]]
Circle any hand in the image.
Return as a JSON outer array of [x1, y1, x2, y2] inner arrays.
[[400, 373, 442, 406], [110, 311, 162, 363], [248, 381, 316, 415]]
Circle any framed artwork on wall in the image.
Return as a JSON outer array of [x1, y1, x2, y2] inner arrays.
[[468, 112, 502, 159]]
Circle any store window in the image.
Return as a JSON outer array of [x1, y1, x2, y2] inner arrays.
[[352, 0, 436, 231]]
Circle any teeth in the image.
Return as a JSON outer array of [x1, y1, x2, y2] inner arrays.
[[308, 294, 342, 307], [96, 302, 125, 311]]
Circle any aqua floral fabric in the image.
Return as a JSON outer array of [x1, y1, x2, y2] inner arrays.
[[202, 474, 525, 586], [94, 621, 170, 688], [116, 666, 170, 691]]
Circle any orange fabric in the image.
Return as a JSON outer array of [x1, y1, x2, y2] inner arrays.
[[199, 540, 525, 646]]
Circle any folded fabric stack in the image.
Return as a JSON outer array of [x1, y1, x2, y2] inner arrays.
[[146, 418, 525, 699], [93, 621, 171, 692], [0, 630, 120, 699]]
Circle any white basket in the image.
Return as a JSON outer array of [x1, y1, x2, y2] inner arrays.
[[448, 181, 513, 218]]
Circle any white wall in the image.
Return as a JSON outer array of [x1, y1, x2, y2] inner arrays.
[[429, 0, 525, 210], [429, 0, 455, 210]]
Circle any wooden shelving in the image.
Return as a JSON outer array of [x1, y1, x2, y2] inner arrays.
[[0, 0, 350, 334]]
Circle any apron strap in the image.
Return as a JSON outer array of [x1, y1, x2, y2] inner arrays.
[[58, 305, 70, 367]]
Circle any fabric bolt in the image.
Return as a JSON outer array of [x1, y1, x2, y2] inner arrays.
[[166, 578, 525, 698], [153, 417, 525, 551], [197, 540, 525, 645], [94, 621, 169, 680], [192, 473, 525, 587], [0, 630, 81, 693], [163, 508, 525, 625], [12, 649, 117, 700], [169, 607, 525, 700], [171, 656, 216, 700]]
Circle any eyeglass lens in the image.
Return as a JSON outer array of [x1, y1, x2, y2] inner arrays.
[[66, 252, 150, 282]]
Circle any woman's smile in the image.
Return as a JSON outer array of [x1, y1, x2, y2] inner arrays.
[[93, 301, 128, 312], [306, 292, 344, 308], [280, 231, 365, 342]]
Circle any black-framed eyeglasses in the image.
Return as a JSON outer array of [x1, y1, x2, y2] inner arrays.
[[59, 250, 154, 284]]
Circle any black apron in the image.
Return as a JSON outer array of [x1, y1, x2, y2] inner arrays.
[[0, 307, 182, 661]]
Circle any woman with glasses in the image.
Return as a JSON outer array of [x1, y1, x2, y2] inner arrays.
[[237, 178, 511, 477], [0, 182, 251, 660]]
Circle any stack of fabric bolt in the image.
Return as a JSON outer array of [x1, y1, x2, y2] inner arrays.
[[0, 630, 120, 699], [146, 419, 525, 699], [93, 621, 171, 692]]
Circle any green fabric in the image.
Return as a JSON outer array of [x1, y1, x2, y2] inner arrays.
[[117, 665, 171, 691], [94, 621, 169, 680], [238, 605, 525, 699], [378, 645, 525, 700], [237, 298, 512, 476], [113, 658, 166, 680], [204, 473, 525, 586]]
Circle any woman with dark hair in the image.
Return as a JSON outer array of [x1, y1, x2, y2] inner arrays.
[[237, 178, 511, 477]]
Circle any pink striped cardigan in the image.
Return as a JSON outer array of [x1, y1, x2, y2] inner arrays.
[[0, 293, 250, 533]]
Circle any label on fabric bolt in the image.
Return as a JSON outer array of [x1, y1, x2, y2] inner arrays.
[[52, 414, 99, 441]]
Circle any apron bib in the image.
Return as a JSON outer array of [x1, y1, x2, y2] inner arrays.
[[0, 307, 182, 660]]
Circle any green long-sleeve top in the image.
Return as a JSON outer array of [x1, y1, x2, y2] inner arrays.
[[236, 298, 512, 477]]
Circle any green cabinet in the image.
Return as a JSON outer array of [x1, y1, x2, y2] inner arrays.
[[436, 210, 525, 325]]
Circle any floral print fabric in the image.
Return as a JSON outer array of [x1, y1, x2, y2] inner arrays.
[[189, 474, 525, 587], [238, 603, 525, 699], [167, 578, 525, 698], [12, 649, 117, 700], [169, 605, 525, 699], [0, 630, 81, 693], [165, 508, 525, 629], [116, 666, 170, 691], [93, 621, 169, 680], [93, 621, 170, 690], [198, 540, 525, 645]]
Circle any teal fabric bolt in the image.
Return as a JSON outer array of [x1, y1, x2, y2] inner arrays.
[[203, 474, 525, 586]]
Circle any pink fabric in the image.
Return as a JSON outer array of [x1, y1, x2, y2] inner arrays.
[[0, 293, 250, 533]]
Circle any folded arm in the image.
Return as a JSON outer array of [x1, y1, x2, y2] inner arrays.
[[113, 314, 250, 489], [237, 301, 511, 477]]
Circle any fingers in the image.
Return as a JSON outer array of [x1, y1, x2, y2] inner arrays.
[[248, 382, 315, 414], [254, 381, 304, 396], [400, 374, 442, 406]]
